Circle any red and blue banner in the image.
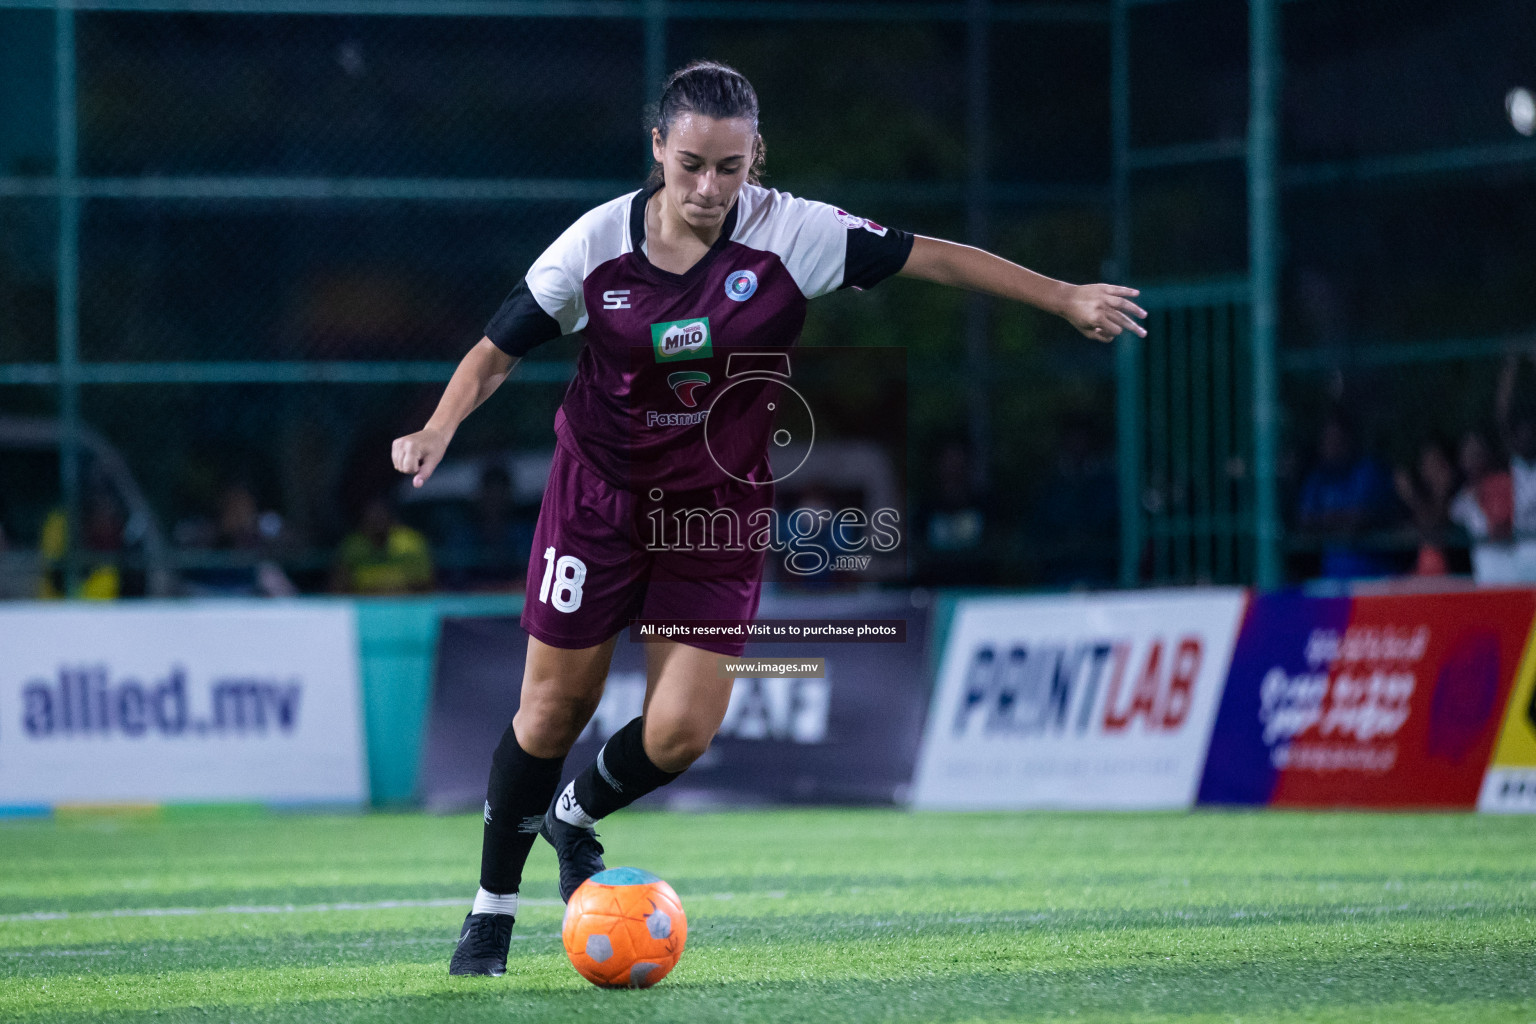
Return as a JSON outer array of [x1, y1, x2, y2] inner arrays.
[[1198, 589, 1536, 808]]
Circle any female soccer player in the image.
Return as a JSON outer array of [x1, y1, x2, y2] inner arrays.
[[392, 61, 1147, 977]]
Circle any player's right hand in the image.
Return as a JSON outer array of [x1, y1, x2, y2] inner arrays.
[[1064, 283, 1148, 342], [392, 427, 450, 489]]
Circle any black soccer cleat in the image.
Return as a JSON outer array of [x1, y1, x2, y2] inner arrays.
[[448, 911, 514, 976], [540, 805, 607, 903]]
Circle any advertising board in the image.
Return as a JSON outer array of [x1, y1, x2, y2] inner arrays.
[[911, 590, 1247, 810], [1198, 590, 1534, 808], [419, 592, 931, 810], [1478, 614, 1536, 813], [0, 602, 367, 808]]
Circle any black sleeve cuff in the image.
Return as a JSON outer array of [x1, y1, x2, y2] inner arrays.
[[485, 279, 563, 356], [841, 227, 916, 291]]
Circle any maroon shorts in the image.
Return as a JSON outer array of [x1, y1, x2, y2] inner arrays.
[[520, 441, 771, 656]]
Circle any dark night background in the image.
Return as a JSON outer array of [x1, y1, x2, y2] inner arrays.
[[1, 0, 1533, 593]]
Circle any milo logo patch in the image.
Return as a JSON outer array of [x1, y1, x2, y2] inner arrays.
[[651, 317, 712, 362]]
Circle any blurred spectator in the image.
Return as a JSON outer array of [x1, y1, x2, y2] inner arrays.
[[1450, 427, 1518, 584], [915, 439, 995, 587], [0, 503, 27, 600], [437, 465, 534, 591], [179, 481, 298, 597], [333, 496, 434, 594], [0, 521, 24, 600], [1296, 413, 1399, 579], [1496, 353, 1536, 540], [1393, 437, 1468, 576], [1449, 429, 1513, 540], [37, 484, 130, 600]]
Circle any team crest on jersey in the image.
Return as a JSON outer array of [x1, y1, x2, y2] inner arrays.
[[667, 370, 710, 408], [651, 317, 713, 362], [724, 269, 758, 302], [833, 209, 889, 237]]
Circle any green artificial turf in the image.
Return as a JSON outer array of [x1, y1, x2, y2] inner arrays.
[[0, 809, 1532, 1023]]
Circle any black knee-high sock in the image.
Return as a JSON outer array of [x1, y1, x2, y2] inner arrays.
[[557, 716, 681, 826], [479, 723, 565, 895]]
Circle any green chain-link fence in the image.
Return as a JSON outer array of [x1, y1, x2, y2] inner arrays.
[[2, 0, 1534, 598]]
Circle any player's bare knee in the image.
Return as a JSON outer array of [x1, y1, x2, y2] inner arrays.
[[513, 693, 598, 758], [511, 708, 569, 758], [643, 719, 715, 773]]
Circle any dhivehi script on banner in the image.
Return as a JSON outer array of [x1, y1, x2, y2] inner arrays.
[[0, 602, 366, 807], [1198, 589, 1536, 810], [912, 590, 1247, 810]]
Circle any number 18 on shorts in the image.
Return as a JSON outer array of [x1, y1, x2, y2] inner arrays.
[[538, 546, 588, 613], [518, 445, 766, 655]]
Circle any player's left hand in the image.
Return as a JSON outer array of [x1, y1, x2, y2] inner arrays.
[[1063, 284, 1147, 342]]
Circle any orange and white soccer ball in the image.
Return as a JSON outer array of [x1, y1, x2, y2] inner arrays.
[[562, 867, 687, 989]]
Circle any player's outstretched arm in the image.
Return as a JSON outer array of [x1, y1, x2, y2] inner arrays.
[[391, 337, 518, 488], [897, 235, 1147, 342]]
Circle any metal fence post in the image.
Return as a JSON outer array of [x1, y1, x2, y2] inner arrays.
[[964, 0, 991, 496], [1248, 0, 1281, 589], [54, 2, 81, 596], [1110, 0, 1139, 588], [644, 0, 667, 157]]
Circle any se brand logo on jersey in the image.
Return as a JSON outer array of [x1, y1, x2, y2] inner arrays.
[[602, 289, 631, 310], [724, 269, 758, 302], [667, 371, 710, 408], [651, 317, 712, 362]]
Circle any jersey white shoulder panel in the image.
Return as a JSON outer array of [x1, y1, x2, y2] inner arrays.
[[731, 185, 848, 300], [525, 191, 637, 334]]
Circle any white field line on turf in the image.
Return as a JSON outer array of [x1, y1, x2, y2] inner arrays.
[[0, 894, 1518, 929], [2, 934, 557, 957], [0, 897, 555, 924], [0, 890, 772, 925]]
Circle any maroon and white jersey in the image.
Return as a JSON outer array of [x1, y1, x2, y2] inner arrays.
[[485, 183, 913, 493]]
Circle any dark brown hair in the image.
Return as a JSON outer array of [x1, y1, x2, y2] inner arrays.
[[648, 60, 765, 186]]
